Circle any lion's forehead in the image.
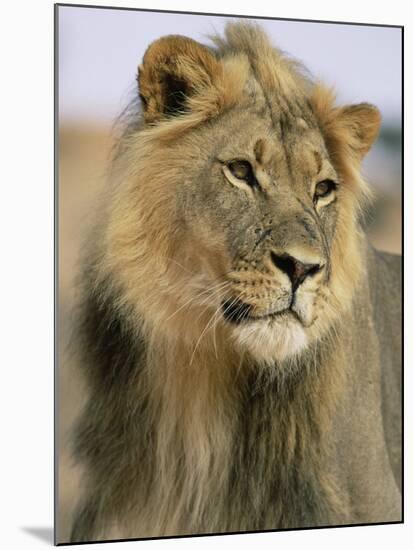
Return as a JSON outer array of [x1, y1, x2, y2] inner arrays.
[[218, 94, 329, 175], [216, 117, 330, 186]]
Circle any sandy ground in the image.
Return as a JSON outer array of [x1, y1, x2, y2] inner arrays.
[[56, 124, 402, 543]]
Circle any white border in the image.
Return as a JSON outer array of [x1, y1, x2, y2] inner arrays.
[[0, 0, 410, 548]]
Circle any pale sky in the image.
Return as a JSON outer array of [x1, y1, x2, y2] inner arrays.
[[58, 6, 402, 125]]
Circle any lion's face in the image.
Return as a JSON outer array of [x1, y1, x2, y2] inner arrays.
[[173, 105, 342, 361], [108, 25, 381, 366]]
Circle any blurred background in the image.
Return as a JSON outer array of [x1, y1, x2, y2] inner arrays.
[[57, 5, 402, 543]]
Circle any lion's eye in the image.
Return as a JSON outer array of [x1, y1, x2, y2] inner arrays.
[[314, 179, 337, 201], [228, 160, 258, 187]]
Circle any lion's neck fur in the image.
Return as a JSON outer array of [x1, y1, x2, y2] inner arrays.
[[76, 274, 351, 537], [143, 341, 345, 535]]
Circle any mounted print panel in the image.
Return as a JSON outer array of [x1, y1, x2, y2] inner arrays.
[[56, 4, 402, 545]]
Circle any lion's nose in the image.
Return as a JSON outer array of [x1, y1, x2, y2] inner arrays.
[[270, 251, 322, 291]]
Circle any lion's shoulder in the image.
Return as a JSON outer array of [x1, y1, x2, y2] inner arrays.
[[367, 246, 401, 326], [366, 245, 402, 490]]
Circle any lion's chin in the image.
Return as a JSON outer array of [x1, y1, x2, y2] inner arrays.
[[232, 313, 308, 364]]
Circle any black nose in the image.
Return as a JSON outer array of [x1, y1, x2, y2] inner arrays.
[[270, 252, 322, 291]]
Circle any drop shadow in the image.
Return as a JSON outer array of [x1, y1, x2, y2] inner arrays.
[[21, 527, 54, 545]]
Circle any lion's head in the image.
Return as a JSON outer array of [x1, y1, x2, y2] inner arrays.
[[102, 23, 381, 366]]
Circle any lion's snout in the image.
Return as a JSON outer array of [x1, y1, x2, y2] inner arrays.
[[225, 243, 326, 324], [269, 250, 324, 292]]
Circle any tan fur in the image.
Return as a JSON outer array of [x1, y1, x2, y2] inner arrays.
[[70, 23, 401, 542]]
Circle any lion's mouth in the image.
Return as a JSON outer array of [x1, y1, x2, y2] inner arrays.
[[221, 298, 301, 325]]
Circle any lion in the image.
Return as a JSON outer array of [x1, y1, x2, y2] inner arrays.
[[69, 23, 401, 543]]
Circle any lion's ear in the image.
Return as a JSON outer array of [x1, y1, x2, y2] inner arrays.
[[138, 35, 225, 124], [311, 87, 382, 163], [335, 103, 382, 160]]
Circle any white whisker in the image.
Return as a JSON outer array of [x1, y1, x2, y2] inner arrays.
[[164, 280, 230, 323]]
